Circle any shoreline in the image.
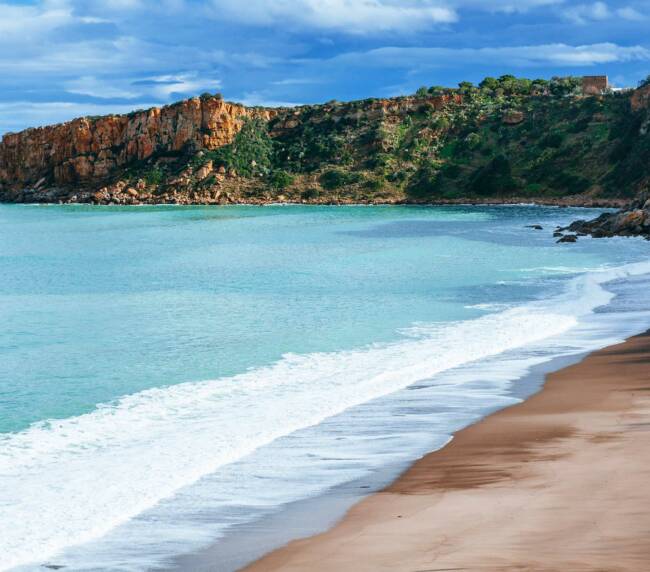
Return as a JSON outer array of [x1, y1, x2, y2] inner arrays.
[[0, 197, 626, 208], [243, 331, 650, 572], [167, 349, 590, 572]]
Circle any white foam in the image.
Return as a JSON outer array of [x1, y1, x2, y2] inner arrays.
[[2, 260, 650, 571], [463, 302, 513, 311]]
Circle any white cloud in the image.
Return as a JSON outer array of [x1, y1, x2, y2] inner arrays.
[[63, 72, 221, 101], [0, 37, 137, 75], [138, 73, 222, 99], [563, 1, 611, 24], [1, 0, 649, 136], [209, 0, 457, 34], [97, 0, 143, 8], [64, 76, 142, 99], [562, 2, 647, 24], [0, 101, 157, 134], [272, 78, 324, 86], [334, 42, 650, 68], [452, 0, 565, 13], [0, 0, 73, 39], [617, 6, 646, 20], [79, 0, 186, 17], [238, 92, 301, 107]]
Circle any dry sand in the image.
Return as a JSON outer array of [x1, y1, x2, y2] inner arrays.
[[244, 331, 650, 572]]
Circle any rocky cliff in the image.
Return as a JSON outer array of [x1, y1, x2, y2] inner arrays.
[[631, 84, 650, 112], [0, 96, 275, 196], [1, 80, 649, 206]]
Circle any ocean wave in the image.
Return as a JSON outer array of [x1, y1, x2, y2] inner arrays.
[[3, 259, 650, 570]]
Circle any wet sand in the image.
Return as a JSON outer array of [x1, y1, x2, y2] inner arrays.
[[244, 331, 650, 572]]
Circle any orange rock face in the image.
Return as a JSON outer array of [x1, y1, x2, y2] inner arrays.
[[502, 110, 525, 125], [631, 84, 650, 112], [0, 96, 276, 189], [269, 94, 462, 136]]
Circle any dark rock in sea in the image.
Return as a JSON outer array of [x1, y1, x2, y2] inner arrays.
[[526, 224, 543, 230], [563, 193, 650, 240], [553, 231, 563, 238], [557, 234, 578, 243]]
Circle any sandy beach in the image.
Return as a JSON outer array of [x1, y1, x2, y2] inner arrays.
[[244, 331, 650, 572]]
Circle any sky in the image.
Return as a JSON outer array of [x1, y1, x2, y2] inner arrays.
[[1, 0, 650, 134]]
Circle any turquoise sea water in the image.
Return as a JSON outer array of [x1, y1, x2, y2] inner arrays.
[[1, 204, 649, 570]]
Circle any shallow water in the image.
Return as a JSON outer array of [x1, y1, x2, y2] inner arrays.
[[1, 204, 649, 571]]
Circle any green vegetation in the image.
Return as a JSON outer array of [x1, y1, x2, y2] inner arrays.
[[196, 117, 274, 177], [143, 166, 164, 186], [105, 75, 650, 204], [269, 170, 294, 190], [265, 76, 646, 202], [199, 92, 223, 100], [319, 169, 361, 190], [471, 155, 516, 195]]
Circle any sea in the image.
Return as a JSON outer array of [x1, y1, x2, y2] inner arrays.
[[1, 204, 649, 571]]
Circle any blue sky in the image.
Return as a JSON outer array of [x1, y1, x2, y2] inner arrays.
[[1, 0, 650, 134]]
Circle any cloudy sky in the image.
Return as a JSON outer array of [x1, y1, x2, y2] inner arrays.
[[1, 0, 650, 134]]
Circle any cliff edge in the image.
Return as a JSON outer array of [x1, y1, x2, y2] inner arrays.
[[0, 96, 275, 200], [1, 78, 649, 206]]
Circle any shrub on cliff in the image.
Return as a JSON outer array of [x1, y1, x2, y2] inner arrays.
[[273, 124, 349, 172], [364, 177, 385, 191], [458, 81, 475, 95], [428, 86, 447, 96], [531, 78, 550, 95], [496, 75, 520, 95], [301, 188, 320, 200], [549, 76, 582, 97], [319, 169, 361, 190], [270, 170, 294, 190], [568, 116, 591, 133], [203, 117, 273, 177], [471, 155, 517, 195], [144, 166, 165, 186], [478, 75, 534, 97], [540, 131, 566, 149], [407, 162, 441, 197], [441, 163, 462, 179], [200, 92, 223, 100], [552, 171, 591, 194], [479, 77, 499, 92]]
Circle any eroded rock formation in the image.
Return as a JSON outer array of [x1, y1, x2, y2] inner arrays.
[[0, 96, 276, 191], [563, 194, 650, 239], [1, 83, 649, 207], [631, 84, 650, 112]]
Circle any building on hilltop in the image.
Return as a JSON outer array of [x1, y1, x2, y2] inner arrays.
[[582, 75, 609, 95]]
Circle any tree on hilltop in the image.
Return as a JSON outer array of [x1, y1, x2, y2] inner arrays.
[[458, 81, 475, 94], [479, 77, 499, 92]]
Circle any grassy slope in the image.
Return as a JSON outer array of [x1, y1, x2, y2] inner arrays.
[[73, 88, 650, 205], [266, 93, 649, 203]]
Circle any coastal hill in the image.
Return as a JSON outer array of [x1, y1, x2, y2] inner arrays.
[[1, 75, 649, 206]]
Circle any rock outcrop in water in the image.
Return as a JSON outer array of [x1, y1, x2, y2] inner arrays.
[[563, 193, 650, 239]]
